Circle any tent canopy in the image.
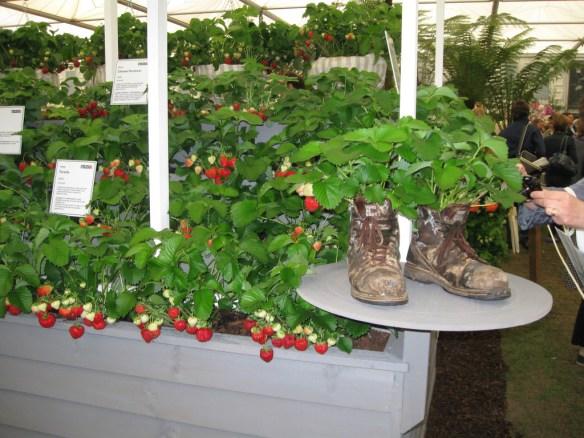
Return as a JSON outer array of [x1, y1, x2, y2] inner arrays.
[[0, 0, 582, 54]]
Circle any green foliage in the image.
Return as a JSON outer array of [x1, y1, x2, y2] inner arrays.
[[466, 207, 510, 266]]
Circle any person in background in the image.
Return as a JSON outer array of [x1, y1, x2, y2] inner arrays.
[[563, 112, 575, 136], [531, 97, 584, 367], [500, 99, 545, 158], [543, 112, 578, 188], [532, 117, 546, 135]]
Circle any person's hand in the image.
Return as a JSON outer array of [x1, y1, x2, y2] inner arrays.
[[516, 163, 528, 176], [530, 189, 584, 228]]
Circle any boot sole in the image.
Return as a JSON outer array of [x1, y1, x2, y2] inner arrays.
[[404, 263, 511, 300], [351, 287, 408, 306]]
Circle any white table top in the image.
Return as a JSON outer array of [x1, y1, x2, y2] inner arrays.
[[298, 262, 553, 332]]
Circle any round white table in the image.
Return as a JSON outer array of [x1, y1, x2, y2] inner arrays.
[[298, 262, 553, 331]]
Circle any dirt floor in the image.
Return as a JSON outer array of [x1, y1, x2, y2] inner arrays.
[[426, 233, 584, 437]]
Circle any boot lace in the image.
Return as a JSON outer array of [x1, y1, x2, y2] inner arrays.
[[436, 222, 478, 266], [359, 216, 390, 263]]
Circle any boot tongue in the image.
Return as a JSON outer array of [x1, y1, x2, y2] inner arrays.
[[441, 204, 469, 225]]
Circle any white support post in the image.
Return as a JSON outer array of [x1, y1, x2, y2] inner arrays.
[[435, 0, 445, 87], [398, 0, 419, 261], [147, 0, 169, 231], [104, 0, 118, 82]]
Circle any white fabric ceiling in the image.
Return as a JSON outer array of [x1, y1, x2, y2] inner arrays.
[[0, 0, 582, 54]]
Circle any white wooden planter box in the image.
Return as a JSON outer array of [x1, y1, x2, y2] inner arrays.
[[0, 315, 435, 438], [308, 54, 388, 88], [194, 64, 245, 78]]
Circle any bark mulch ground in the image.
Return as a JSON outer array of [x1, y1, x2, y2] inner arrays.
[[426, 330, 512, 438]]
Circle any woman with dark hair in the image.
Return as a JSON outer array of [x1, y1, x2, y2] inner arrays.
[[543, 112, 578, 188], [500, 99, 545, 158]]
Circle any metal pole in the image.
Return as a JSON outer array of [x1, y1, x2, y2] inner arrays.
[[104, 0, 118, 82], [435, 0, 445, 87], [147, 0, 169, 231], [398, 0, 419, 261]]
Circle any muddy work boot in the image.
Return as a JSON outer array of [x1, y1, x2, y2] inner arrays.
[[405, 205, 510, 300], [348, 197, 407, 305]]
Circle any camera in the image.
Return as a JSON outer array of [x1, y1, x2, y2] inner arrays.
[[521, 175, 542, 198]]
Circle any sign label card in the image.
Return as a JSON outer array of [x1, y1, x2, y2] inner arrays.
[[0, 106, 25, 155], [110, 59, 148, 105], [50, 160, 97, 217]]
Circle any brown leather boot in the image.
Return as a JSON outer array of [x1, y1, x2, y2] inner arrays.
[[348, 197, 407, 305], [405, 205, 510, 300]]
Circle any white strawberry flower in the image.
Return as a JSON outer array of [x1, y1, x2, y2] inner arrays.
[[38, 303, 48, 313], [272, 323, 282, 332], [207, 155, 216, 165], [135, 164, 144, 175], [147, 322, 159, 331], [31, 304, 39, 313], [327, 337, 337, 347], [64, 288, 72, 295], [200, 109, 209, 116], [190, 154, 198, 162], [295, 184, 305, 196], [128, 159, 135, 167], [308, 333, 318, 343], [106, 317, 116, 324], [0, 217, 6, 224], [303, 326, 314, 335], [81, 310, 88, 318], [303, 183, 314, 197], [50, 300, 61, 310], [82, 302, 93, 312], [305, 161, 313, 167], [140, 314, 150, 323], [280, 164, 290, 172], [92, 209, 100, 216], [79, 282, 86, 289], [162, 289, 171, 299], [133, 316, 142, 326], [276, 330, 286, 339], [194, 165, 203, 175], [265, 313, 274, 323], [85, 312, 95, 322], [187, 316, 198, 327], [169, 297, 176, 305], [155, 318, 164, 326], [293, 325, 303, 335]]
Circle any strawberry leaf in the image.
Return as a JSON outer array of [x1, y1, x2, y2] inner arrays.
[[115, 292, 137, 317], [157, 235, 184, 266], [187, 201, 208, 224], [41, 240, 69, 267], [313, 176, 344, 209], [15, 264, 39, 287], [240, 237, 268, 263], [240, 287, 266, 313], [0, 266, 13, 297], [231, 200, 258, 228], [130, 227, 158, 246], [194, 289, 214, 320], [291, 141, 322, 162], [268, 235, 293, 252], [336, 336, 353, 354]]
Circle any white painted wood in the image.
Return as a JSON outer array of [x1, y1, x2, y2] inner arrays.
[[435, 0, 445, 87], [397, 0, 419, 261], [0, 316, 429, 437], [104, 0, 118, 82], [147, 0, 169, 231]]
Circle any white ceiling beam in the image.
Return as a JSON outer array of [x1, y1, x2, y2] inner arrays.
[[0, 0, 96, 30]]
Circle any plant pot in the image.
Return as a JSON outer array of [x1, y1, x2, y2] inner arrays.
[[308, 54, 387, 88], [0, 315, 435, 438]]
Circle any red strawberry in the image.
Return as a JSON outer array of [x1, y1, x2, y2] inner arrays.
[[58, 307, 72, 319], [69, 324, 85, 339], [283, 333, 295, 349], [275, 170, 295, 178], [88, 100, 97, 110], [312, 241, 322, 252], [93, 312, 104, 323], [102, 167, 111, 176], [73, 59, 81, 68], [308, 31, 314, 39], [47, 162, 56, 170], [227, 157, 237, 168], [141, 328, 157, 343], [72, 306, 83, 317], [134, 303, 146, 314], [7, 304, 21, 316], [167, 307, 180, 320], [205, 167, 218, 179], [213, 177, 223, 185], [37, 284, 53, 297], [219, 155, 230, 168], [231, 102, 241, 111], [173, 319, 187, 332], [304, 196, 320, 213], [294, 337, 308, 351], [186, 325, 198, 335], [294, 226, 304, 235], [262, 326, 275, 337], [243, 319, 257, 332], [84, 214, 95, 225], [314, 342, 329, 355], [38, 312, 56, 329], [92, 319, 107, 330], [271, 337, 284, 348], [41, 66, 50, 74], [485, 203, 499, 213], [83, 317, 93, 326], [251, 328, 267, 344], [196, 327, 213, 342], [260, 346, 274, 363], [114, 168, 125, 178], [218, 168, 231, 178]]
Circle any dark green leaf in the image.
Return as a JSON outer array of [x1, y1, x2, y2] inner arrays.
[[231, 200, 258, 228], [240, 287, 266, 313], [115, 292, 137, 317], [194, 289, 214, 320], [41, 240, 69, 267], [313, 176, 344, 209]]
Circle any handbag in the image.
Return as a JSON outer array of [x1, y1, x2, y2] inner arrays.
[[548, 136, 577, 177], [518, 123, 549, 175]]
